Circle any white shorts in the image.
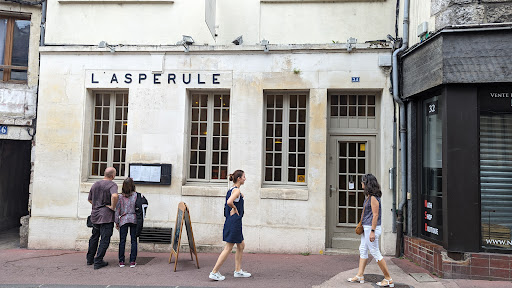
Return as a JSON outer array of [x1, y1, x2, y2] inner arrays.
[[359, 225, 383, 262]]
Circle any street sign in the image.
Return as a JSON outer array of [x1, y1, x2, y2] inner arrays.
[[0, 125, 7, 135]]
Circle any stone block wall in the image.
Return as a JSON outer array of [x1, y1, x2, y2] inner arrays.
[[431, 0, 512, 30], [404, 236, 512, 280]]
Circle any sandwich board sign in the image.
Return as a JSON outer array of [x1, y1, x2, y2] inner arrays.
[[169, 202, 199, 271]]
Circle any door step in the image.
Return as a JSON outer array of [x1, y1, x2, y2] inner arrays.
[[324, 248, 359, 255], [331, 237, 361, 250]]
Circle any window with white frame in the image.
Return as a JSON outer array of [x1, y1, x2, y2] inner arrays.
[[264, 91, 308, 184], [0, 14, 30, 83], [188, 91, 230, 182], [90, 91, 128, 177]]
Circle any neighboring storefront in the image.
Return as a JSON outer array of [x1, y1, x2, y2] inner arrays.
[[401, 25, 512, 280], [29, 45, 397, 254]]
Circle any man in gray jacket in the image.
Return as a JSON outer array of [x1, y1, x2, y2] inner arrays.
[[86, 167, 119, 269]]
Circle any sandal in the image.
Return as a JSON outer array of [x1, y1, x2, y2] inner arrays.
[[347, 275, 364, 283], [376, 278, 394, 287]]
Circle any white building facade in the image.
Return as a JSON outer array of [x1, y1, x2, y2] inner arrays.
[[30, 0, 398, 255]]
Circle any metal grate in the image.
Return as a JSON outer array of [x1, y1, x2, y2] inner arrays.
[[139, 227, 172, 244], [134, 256, 154, 265], [363, 274, 413, 288]]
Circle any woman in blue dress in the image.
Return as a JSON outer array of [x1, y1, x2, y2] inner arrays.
[[209, 170, 251, 281]]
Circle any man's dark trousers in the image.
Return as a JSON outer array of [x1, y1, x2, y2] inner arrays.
[[87, 222, 114, 265]]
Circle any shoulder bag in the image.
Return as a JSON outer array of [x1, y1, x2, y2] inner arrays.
[[355, 197, 368, 235]]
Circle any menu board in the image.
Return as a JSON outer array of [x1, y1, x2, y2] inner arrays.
[[129, 163, 172, 185]]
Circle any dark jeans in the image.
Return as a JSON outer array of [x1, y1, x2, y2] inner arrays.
[[119, 223, 137, 263], [86, 222, 114, 265]]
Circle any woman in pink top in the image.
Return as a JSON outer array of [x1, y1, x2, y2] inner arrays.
[[115, 177, 138, 268]]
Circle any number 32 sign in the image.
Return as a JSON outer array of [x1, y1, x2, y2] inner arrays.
[[0, 126, 7, 135], [426, 100, 438, 116]]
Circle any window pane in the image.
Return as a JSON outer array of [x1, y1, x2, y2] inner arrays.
[[288, 168, 296, 182], [289, 154, 296, 167], [198, 166, 205, 179], [331, 95, 338, 105], [12, 20, 30, 67], [274, 153, 282, 166], [266, 153, 273, 166], [213, 109, 220, 121], [0, 19, 7, 65], [11, 70, 27, 81], [221, 152, 228, 165], [275, 124, 283, 137], [274, 168, 281, 181], [267, 110, 274, 122], [190, 151, 197, 164], [192, 108, 199, 121], [290, 95, 297, 108], [299, 110, 306, 122]]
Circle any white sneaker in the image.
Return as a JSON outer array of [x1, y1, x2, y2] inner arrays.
[[234, 269, 252, 278], [209, 271, 225, 281]]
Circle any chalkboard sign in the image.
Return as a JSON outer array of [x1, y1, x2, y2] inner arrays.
[[168, 202, 199, 271], [129, 163, 172, 185]]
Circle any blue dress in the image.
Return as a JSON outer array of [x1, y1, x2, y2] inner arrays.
[[223, 186, 244, 243]]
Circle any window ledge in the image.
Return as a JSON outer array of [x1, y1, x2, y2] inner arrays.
[[59, 0, 174, 3], [182, 185, 227, 197], [80, 181, 123, 193], [260, 187, 308, 201]]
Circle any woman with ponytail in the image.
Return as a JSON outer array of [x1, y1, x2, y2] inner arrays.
[[209, 169, 251, 281]]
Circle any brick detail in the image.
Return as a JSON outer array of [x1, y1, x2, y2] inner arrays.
[[404, 236, 512, 281]]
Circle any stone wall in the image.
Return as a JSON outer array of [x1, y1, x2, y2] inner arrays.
[[431, 0, 512, 30]]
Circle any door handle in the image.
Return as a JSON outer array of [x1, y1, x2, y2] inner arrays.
[[329, 185, 336, 197]]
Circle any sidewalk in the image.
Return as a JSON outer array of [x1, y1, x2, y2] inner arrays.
[[0, 247, 511, 288]]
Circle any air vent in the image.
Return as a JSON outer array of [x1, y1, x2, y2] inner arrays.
[[139, 227, 172, 243]]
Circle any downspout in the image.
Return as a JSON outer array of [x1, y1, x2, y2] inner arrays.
[[392, 0, 409, 257], [40, 0, 47, 46], [391, 0, 400, 234]]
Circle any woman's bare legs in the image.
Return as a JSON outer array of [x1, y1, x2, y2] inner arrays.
[[377, 258, 392, 280], [348, 257, 368, 281], [235, 241, 245, 271], [357, 257, 368, 276], [212, 243, 235, 273]]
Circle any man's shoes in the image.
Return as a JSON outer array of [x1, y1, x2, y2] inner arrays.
[[87, 261, 93, 265], [130, 262, 136, 268], [119, 261, 125, 268], [209, 271, 225, 281], [234, 269, 252, 278], [94, 261, 108, 270]]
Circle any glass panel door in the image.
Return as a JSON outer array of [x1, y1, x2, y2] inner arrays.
[[337, 141, 367, 225]]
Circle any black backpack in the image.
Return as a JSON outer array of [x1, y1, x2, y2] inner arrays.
[[135, 192, 148, 237]]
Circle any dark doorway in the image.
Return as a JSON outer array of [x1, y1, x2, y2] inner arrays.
[[0, 140, 31, 232]]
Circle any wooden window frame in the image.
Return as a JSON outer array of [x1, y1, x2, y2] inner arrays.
[[0, 14, 30, 84]]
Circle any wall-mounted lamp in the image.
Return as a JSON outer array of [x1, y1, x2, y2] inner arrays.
[[347, 37, 357, 52], [98, 41, 115, 53], [232, 35, 243, 45], [261, 39, 269, 52], [177, 35, 195, 52]]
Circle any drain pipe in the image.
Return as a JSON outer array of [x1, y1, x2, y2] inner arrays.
[[40, 0, 47, 46], [392, 0, 409, 258]]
